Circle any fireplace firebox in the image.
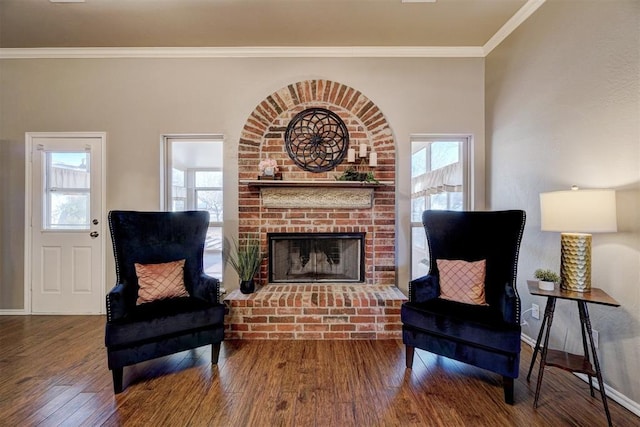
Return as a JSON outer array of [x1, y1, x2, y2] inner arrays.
[[268, 232, 365, 283]]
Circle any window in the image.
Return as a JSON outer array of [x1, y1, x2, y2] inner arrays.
[[163, 136, 224, 280], [410, 136, 470, 279]]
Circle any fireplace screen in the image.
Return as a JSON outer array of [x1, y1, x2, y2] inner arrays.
[[268, 232, 365, 283]]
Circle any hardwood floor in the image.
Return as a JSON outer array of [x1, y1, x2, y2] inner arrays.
[[0, 316, 637, 426]]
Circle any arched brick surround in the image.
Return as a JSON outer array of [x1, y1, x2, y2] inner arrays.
[[238, 80, 396, 287]]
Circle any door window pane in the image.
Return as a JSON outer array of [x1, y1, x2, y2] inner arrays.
[[50, 193, 90, 229], [45, 151, 90, 230]]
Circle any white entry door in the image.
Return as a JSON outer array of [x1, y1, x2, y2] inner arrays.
[[27, 133, 105, 314]]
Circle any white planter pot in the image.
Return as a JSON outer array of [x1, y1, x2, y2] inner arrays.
[[538, 280, 555, 291]]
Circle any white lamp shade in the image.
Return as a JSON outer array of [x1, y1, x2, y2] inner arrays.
[[540, 189, 617, 233]]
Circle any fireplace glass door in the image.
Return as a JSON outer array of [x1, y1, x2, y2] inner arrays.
[[269, 233, 365, 283]]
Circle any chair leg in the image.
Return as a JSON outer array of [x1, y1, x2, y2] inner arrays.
[[112, 368, 124, 394], [405, 345, 415, 369], [211, 342, 221, 364], [503, 376, 514, 405]]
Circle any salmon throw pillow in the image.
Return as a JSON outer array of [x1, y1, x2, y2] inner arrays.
[[134, 259, 189, 305], [436, 259, 487, 305]]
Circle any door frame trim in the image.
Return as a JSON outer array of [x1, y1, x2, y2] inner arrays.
[[24, 132, 107, 315]]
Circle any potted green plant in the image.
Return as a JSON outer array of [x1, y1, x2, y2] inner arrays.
[[335, 166, 379, 183], [228, 235, 265, 294], [534, 268, 560, 291]]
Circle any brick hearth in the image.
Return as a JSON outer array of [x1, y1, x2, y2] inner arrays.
[[223, 285, 407, 340]]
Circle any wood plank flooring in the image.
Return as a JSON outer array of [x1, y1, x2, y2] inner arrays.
[[0, 315, 637, 426]]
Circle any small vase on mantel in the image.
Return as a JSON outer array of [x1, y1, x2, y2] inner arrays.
[[240, 279, 255, 294]]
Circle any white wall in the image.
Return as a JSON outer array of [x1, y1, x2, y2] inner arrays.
[[0, 56, 485, 308], [486, 0, 640, 406]]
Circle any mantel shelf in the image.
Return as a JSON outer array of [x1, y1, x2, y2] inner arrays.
[[241, 180, 393, 209], [241, 180, 393, 189]]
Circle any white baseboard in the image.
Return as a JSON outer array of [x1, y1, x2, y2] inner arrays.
[[573, 372, 640, 418], [0, 310, 104, 315], [0, 309, 28, 315], [520, 333, 536, 348], [521, 333, 640, 418]]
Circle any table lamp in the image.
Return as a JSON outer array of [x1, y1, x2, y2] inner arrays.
[[539, 186, 617, 292]]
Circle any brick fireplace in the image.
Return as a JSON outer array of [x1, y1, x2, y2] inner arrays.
[[224, 79, 405, 339]]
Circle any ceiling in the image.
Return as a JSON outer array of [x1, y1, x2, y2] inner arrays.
[[0, 0, 532, 49]]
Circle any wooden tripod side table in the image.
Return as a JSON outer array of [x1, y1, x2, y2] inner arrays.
[[526, 281, 619, 427]]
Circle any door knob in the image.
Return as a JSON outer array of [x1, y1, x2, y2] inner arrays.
[[90, 231, 99, 238]]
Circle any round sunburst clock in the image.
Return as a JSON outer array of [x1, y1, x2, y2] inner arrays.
[[284, 108, 350, 173]]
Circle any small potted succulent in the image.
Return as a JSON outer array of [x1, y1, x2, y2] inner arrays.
[[534, 268, 560, 291]]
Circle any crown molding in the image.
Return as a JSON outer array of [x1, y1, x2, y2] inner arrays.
[[0, 46, 486, 59], [483, 0, 546, 55], [0, 0, 545, 60]]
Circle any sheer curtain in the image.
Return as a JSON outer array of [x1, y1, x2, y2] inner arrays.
[[411, 161, 462, 197], [50, 166, 89, 189]]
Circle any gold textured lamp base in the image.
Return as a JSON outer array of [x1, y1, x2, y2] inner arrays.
[[560, 233, 592, 292]]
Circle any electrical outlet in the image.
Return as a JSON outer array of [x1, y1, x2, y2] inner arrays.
[[531, 303, 540, 320], [592, 330, 599, 349]]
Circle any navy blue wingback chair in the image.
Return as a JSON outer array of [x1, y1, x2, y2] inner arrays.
[[401, 210, 526, 404], [106, 210, 225, 393]]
